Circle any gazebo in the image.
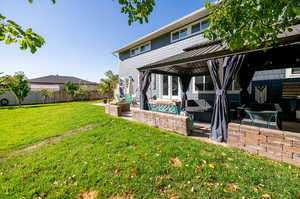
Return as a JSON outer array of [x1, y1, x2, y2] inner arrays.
[[138, 25, 300, 142]]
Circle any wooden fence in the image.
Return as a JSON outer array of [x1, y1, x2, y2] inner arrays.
[[0, 90, 106, 105]]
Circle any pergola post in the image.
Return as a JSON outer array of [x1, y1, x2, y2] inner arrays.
[[207, 55, 246, 142], [139, 70, 152, 110]]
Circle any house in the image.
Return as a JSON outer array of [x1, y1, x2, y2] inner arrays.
[[30, 75, 98, 91], [0, 75, 100, 106], [113, 7, 300, 121], [110, 6, 300, 166]]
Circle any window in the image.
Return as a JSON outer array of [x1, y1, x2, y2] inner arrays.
[[191, 23, 201, 34], [172, 76, 179, 96], [172, 28, 188, 42], [194, 76, 240, 92], [151, 74, 156, 90], [179, 28, 188, 38], [130, 48, 139, 56], [195, 76, 204, 91], [201, 20, 209, 30], [141, 43, 151, 52], [172, 32, 180, 41], [130, 42, 151, 57], [204, 75, 214, 90], [194, 75, 214, 92], [292, 68, 300, 74], [163, 75, 169, 96], [171, 18, 209, 42]]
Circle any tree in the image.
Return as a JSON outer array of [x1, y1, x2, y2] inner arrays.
[[1, 0, 155, 53], [6, 72, 30, 105], [98, 70, 119, 103], [64, 81, 79, 99], [0, 72, 8, 96], [204, 0, 300, 51], [74, 85, 91, 101], [37, 88, 54, 104]]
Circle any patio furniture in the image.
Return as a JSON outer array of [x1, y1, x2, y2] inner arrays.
[[240, 103, 283, 129], [244, 110, 279, 129], [125, 94, 134, 103], [148, 100, 180, 115], [185, 99, 213, 122]]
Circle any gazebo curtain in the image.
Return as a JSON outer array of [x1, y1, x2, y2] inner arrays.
[[139, 70, 152, 110], [237, 64, 255, 106], [208, 55, 245, 142], [179, 75, 192, 110]]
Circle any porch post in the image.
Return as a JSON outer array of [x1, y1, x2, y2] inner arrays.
[[207, 55, 245, 142], [179, 75, 192, 111], [139, 70, 152, 110]]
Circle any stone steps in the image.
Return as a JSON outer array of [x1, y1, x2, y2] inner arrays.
[[192, 123, 211, 137]]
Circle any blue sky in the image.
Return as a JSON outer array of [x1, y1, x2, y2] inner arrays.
[[1, 0, 207, 82]]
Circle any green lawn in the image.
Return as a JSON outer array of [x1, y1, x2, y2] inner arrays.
[[0, 101, 102, 156], [0, 102, 300, 198]]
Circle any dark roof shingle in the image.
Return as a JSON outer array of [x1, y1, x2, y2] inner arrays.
[[30, 75, 98, 85]]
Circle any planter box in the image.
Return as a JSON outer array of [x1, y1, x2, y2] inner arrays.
[[105, 103, 130, 117], [131, 108, 192, 136]]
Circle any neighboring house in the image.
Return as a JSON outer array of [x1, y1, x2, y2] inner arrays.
[[30, 75, 98, 91], [0, 75, 100, 106], [113, 7, 300, 111]]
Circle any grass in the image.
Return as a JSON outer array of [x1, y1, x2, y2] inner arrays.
[[0, 101, 103, 156], [0, 102, 300, 198]]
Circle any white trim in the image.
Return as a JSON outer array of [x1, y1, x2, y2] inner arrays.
[[286, 68, 300, 78]]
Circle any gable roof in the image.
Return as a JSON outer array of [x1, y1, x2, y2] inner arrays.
[[30, 75, 98, 85], [112, 7, 209, 54]]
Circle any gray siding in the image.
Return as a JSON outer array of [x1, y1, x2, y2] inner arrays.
[[119, 33, 209, 98], [253, 69, 286, 81]]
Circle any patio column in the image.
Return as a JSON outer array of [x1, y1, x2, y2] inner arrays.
[[179, 75, 192, 111], [139, 70, 152, 110], [208, 54, 245, 142]]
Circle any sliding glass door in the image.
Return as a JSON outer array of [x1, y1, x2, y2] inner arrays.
[[161, 75, 180, 100]]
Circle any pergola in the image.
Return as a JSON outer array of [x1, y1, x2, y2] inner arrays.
[[138, 25, 300, 142]]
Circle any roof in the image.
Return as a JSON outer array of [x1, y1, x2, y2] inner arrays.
[[30, 75, 98, 85], [112, 7, 209, 54], [138, 24, 300, 75]]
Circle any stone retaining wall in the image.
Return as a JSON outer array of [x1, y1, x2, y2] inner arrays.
[[228, 123, 300, 167], [131, 108, 192, 136]]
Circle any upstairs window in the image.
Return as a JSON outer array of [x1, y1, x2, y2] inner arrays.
[[140, 43, 151, 52], [130, 48, 139, 56], [172, 28, 188, 42], [130, 42, 151, 57], [171, 18, 209, 42], [201, 20, 209, 30], [191, 23, 201, 34]]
